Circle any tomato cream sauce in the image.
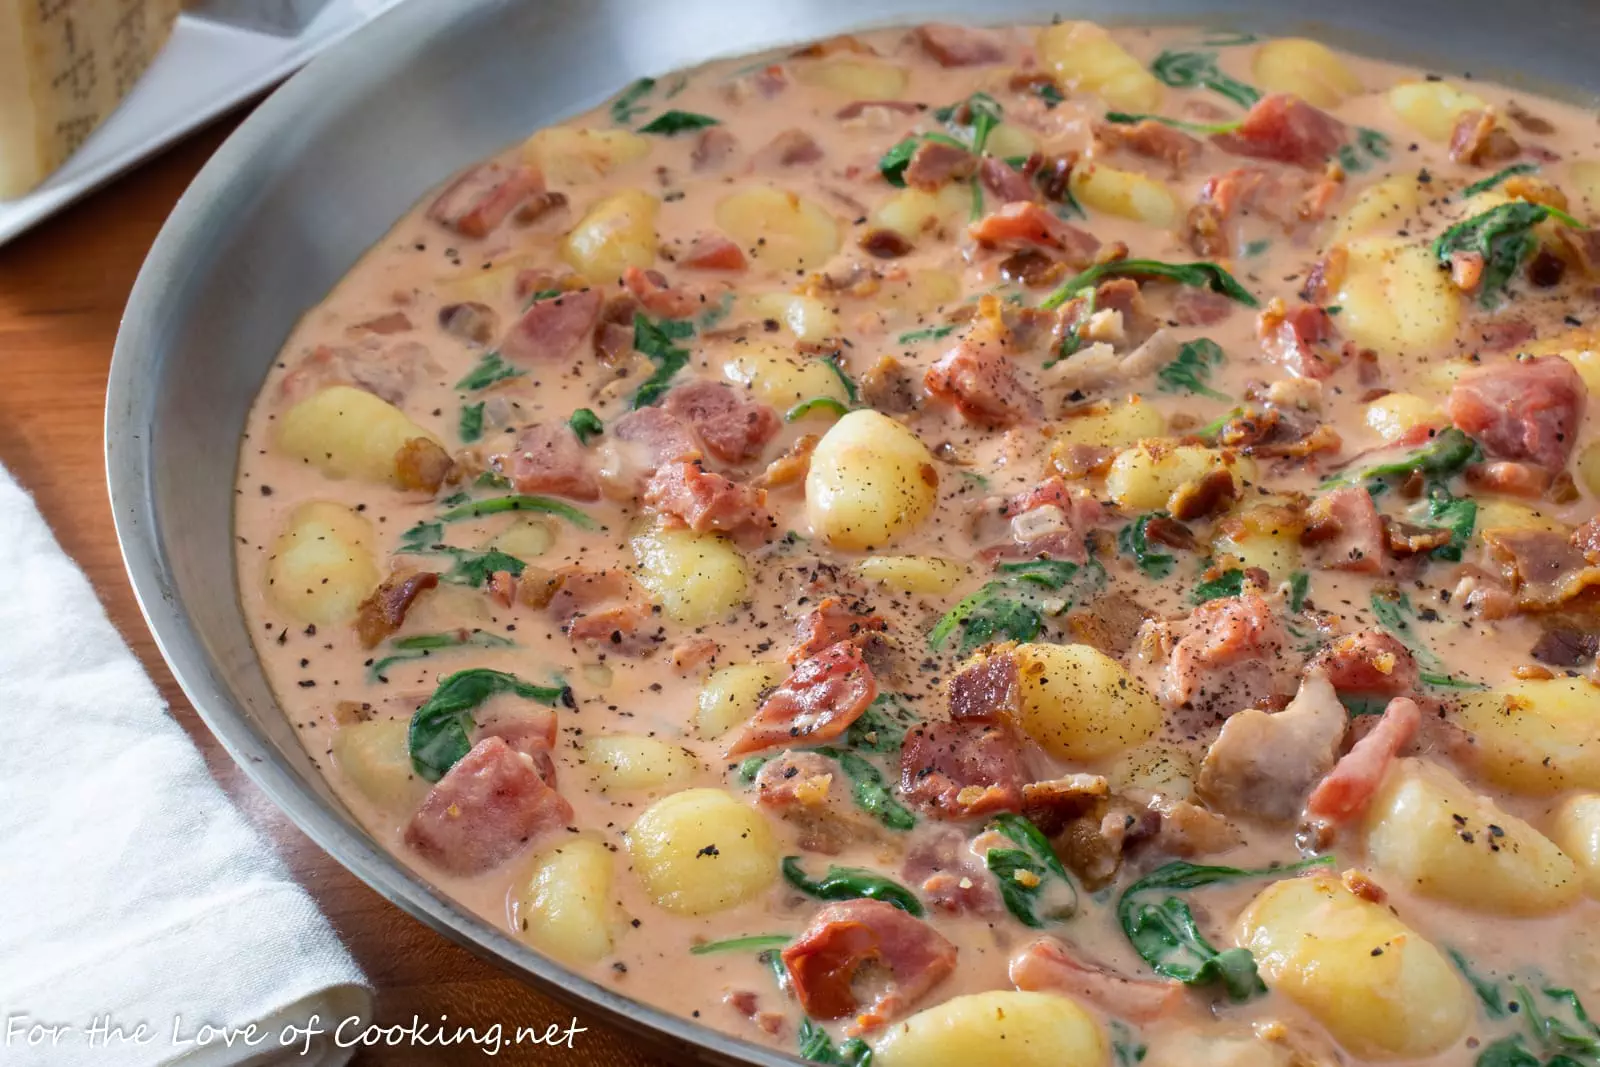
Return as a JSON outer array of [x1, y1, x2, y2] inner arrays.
[[235, 20, 1600, 1066]]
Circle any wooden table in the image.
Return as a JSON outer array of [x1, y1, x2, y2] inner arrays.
[[0, 113, 664, 1067]]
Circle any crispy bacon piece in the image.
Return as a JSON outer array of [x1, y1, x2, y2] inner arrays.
[[790, 598, 888, 664], [438, 302, 498, 346], [1302, 487, 1385, 574], [682, 234, 748, 271], [1212, 93, 1346, 169], [278, 342, 440, 407], [1482, 528, 1600, 610], [671, 635, 720, 673], [1447, 355, 1587, 470], [1304, 696, 1420, 824], [755, 128, 825, 168], [1309, 631, 1420, 695], [592, 294, 639, 365], [978, 156, 1036, 204], [623, 267, 703, 320], [1466, 460, 1552, 499], [1010, 938, 1189, 1023], [948, 649, 1021, 723], [426, 161, 540, 238], [911, 22, 1006, 66], [394, 437, 454, 494], [903, 829, 998, 914], [859, 228, 915, 258], [782, 900, 958, 1032], [925, 337, 1041, 427], [1531, 629, 1599, 668], [691, 126, 739, 170], [352, 311, 412, 336], [613, 406, 700, 472], [663, 380, 782, 464], [1169, 469, 1239, 522], [643, 460, 772, 538], [1449, 109, 1521, 166], [726, 641, 878, 757], [904, 139, 978, 191], [499, 288, 602, 365], [1196, 670, 1347, 822], [754, 433, 819, 489], [835, 99, 925, 120], [967, 202, 1100, 266], [1576, 516, 1600, 565], [1148, 592, 1292, 711], [754, 750, 836, 809], [404, 737, 572, 875], [1172, 287, 1235, 327], [355, 568, 440, 648], [899, 721, 1026, 819], [547, 568, 657, 654], [989, 477, 1104, 562], [490, 423, 600, 501], [1020, 774, 1109, 833], [1257, 300, 1339, 379], [476, 707, 560, 786], [1094, 119, 1202, 175]]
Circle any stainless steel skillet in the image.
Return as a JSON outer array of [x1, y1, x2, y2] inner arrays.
[[105, 0, 1600, 1061]]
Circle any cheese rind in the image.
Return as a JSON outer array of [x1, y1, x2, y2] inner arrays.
[[0, 0, 182, 200]]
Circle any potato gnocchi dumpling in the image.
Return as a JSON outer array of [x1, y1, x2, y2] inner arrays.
[[580, 735, 698, 792], [631, 523, 749, 626], [626, 789, 779, 915], [716, 186, 840, 272], [562, 188, 659, 284], [1334, 174, 1426, 241], [1036, 21, 1163, 111], [722, 341, 850, 410], [794, 57, 909, 98], [266, 501, 380, 626], [1252, 38, 1362, 107], [524, 126, 651, 184], [695, 662, 784, 738], [872, 991, 1107, 1067], [1051, 398, 1167, 450], [1387, 79, 1488, 140], [277, 385, 443, 488], [805, 409, 938, 550], [742, 292, 839, 343], [1069, 163, 1180, 228], [1335, 237, 1462, 355], [1010, 642, 1163, 761], [1104, 442, 1254, 512], [856, 555, 967, 595], [1363, 391, 1446, 442], [870, 185, 971, 242], [513, 837, 618, 964], [330, 718, 426, 812], [1549, 794, 1600, 898], [1454, 678, 1600, 794]]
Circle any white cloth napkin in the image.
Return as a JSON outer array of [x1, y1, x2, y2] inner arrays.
[[0, 467, 372, 1067]]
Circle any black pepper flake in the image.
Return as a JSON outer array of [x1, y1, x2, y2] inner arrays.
[[297, 680, 316, 688], [696, 844, 720, 857]]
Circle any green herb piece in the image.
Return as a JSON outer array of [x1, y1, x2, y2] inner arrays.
[[897, 324, 956, 345], [844, 694, 918, 754], [1117, 857, 1331, 1000], [1369, 590, 1483, 690], [697, 291, 735, 330], [458, 402, 485, 443], [609, 77, 656, 125], [569, 408, 603, 444], [440, 490, 471, 508], [786, 396, 850, 422], [1340, 693, 1390, 717], [737, 755, 770, 783], [758, 947, 789, 992], [1464, 162, 1540, 198], [1242, 238, 1271, 258], [1150, 50, 1260, 109], [928, 560, 1107, 654], [438, 494, 596, 529], [958, 470, 991, 491], [1448, 948, 1507, 1018], [369, 629, 514, 681], [1192, 568, 1246, 604], [455, 351, 523, 392], [632, 312, 694, 408], [1041, 258, 1257, 310], [1118, 513, 1177, 579], [985, 813, 1078, 927], [1156, 338, 1230, 401], [823, 354, 859, 406], [1335, 128, 1392, 174], [816, 747, 916, 831], [1110, 1021, 1147, 1067], [690, 934, 791, 956], [638, 109, 720, 135], [798, 1018, 874, 1067], [397, 521, 444, 554], [878, 131, 967, 187], [1197, 30, 1259, 45], [1033, 82, 1065, 107], [474, 470, 511, 491], [524, 287, 563, 305], [439, 547, 526, 588], [1432, 200, 1584, 307], [1425, 489, 1477, 562], [1044, 286, 1095, 369], [408, 668, 569, 780], [1104, 110, 1242, 135], [1327, 426, 1481, 489], [781, 857, 923, 916], [1287, 571, 1310, 613]]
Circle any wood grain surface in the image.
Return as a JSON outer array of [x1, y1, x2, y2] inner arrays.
[[0, 113, 672, 1067]]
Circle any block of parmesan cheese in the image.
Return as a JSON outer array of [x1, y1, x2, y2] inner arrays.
[[0, 0, 182, 200]]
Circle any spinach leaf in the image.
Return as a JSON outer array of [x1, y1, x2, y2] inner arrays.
[[458, 402, 485, 443], [985, 813, 1078, 927], [878, 132, 968, 187], [798, 1018, 874, 1067], [368, 629, 514, 681], [1192, 568, 1246, 604], [638, 109, 720, 135], [1335, 127, 1392, 173], [439, 547, 526, 588], [408, 668, 569, 780], [455, 351, 523, 391], [1033, 81, 1065, 108], [1448, 947, 1507, 1018], [474, 470, 511, 491], [781, 857, 923, 916], [1104, 110, 1241, 135], [823, 354, 859, 406], [928, 560, 1106, 654], [437, 493, 596, 529], [787, 397, 850, 422], [632, 312, 694, 407], [1327, 426, 1481, 490], [397, 521, 444, 554], [815, 747, 916, 831], [844, 694, 918, 754], [1287, 570, 1311, 612], [1156, 338, 1230, 401], [1041, 258, 1257, 310], [1110, 1021, 1147, 1067], [896, 324, 955, 345], [737, 755, 770, 783], [1118, 513, 1177, 579], [1432, 200, 1583, 307], [1197, 30, 1259, 45], [1425, 489, 1477, 562], [1116, 857, 1331, 1000], [690, 934, 791, 956], [1477, 1038, 1540, 1067], [1464, 161, 1540, 198], [569, 407, 603, 444], [609, 77, 657, 125], [1369, 590, 1483, 689], [1150, 50, 1260, 109]]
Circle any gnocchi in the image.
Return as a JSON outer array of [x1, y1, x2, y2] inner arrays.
[[1104, 442, 1254, 512], [266, 501, 380, 626], [856, 555, 967, 595], [1069, 163, 1180, 228], [626, 789, 779, 915], [872, 991, 1106, 1067], [631, 523, 749, 626], [330, 718, 426, 812], [1387, 80, 1489, 140], [805, 410, 939, 550], [1335, 237, 1462, 355], [1548, 794, 1600, 898], [695, 663, 784, 738], [277, 385, 444, 488], [1036, 21, 1163, 111], [580, 735, 698, 792], [715, 187, 840, 272], [1009, 642, 1163, 761], [513, 837, 617, 963], [1252, 38, 1362, 107], [561, 188, 659, 284], [1454, 677, 1600, 794]]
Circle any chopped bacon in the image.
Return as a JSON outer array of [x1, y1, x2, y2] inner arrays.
[[754, 433, 819, 489], [353, 311, 412, 336], [426, 161, 540, 238], [904, 140, 978, 190], [782, 900, 958, 1032], [755, 128, 825, 168], [978, 157, 1037, 204], [476, 707, 560, 785], [644, 460, 772, 538], [1447, 355, 1588, 470], [547, 568, 657, 653], [404, 737, 572, 875], [1475, 317, 1537, 354], [726, 641, 878, 757], [925, 336, 1042, 427], [1309, 631, 1420, 695], [1466, 460, 1552, 499], [1196, 669, 1347, 822], [1257, 300, 1339, 379], [394, 437, 454, 494], [499, 288, 602, 365], [1531, 629, 1599, 667], [860, 228, 915, 258], [1010, 938, 1189, 1024], [1172, 287, 1235, 327], [1302, 487, 1385, 574], [754, 750, 836, 809], [1094, 119, 1202, 175], [1212, 93, 1347, 169], [967, 202, 1100, 266], [691, 126, 740, 170], [1305, 696, 1420, 824], [790, 598, 888, 664], [612, 406, 700, 471], [623, 267, 704, 320], [948, 649, 1021, 723], [663, 380, 782, 464], [592, 294, 639, 365], [683, 234, 748, 271], [1576, 516, 1600, 565], [1147, 592, 1293, 712], [835, 99, 925, 120], [903, 829, 998, 914], [1020, 774, 1109, 832], [1482, 528, 1600, 610], [900, 721, 1025, 819], [355, 568, 440, 648], [438, 302, 499, 346], [1086, 276, 1158, 347], [911, 22, 1006, 66], [1169, 469, 1239, 523], [671, 635, 720, 673], [490, 423, 600, 501], [279, 342, 440, 408], [1449, 109, 1521, 166], [989, 476, 1103, 562]]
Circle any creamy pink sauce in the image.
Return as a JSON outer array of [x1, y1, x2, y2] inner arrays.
[[234, 21, 1600, 1064]]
